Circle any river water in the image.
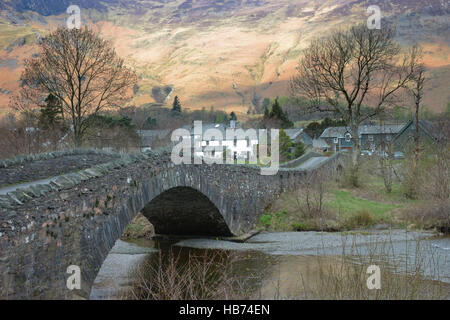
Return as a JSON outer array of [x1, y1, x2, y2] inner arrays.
[[90, 230, 450, 300]]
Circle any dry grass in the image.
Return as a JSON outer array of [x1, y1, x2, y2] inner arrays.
[[402, 201, 450, 233], [120, 233, 449, 300], [121, 250, 253, 300], [300, 235, 449, 300]]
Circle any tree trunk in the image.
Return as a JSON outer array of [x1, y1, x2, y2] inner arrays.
[[73, 123, 83, 148], [350, 124, 361, 187], [413, 103, 420, 176]]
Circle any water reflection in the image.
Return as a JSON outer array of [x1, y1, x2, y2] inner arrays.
[[90, 231, 450, 300]]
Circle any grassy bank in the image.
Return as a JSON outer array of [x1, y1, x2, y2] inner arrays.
[[259, 188, 401, 232], [260, 158, 448, 233], [121, 213, 154, 240]]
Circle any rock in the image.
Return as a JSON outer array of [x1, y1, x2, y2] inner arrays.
[[51, 177, 75, 190], [7, 193, 23, 205], [59, 193, 70, 201]]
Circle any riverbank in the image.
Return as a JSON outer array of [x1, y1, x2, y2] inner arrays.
[[260, 159, 449, 234], [121, 213, 155, 240], [90, 240, 158, 299]]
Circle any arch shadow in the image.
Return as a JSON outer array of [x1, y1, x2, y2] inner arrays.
[[141, 186, 233, 237]]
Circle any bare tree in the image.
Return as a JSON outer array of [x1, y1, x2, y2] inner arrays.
[[16, 27, 138, 147], [295, 171, 328, 221], [378, 125, 396, 193], [406, 45, 426, 183], [290, 24, 421, 186]]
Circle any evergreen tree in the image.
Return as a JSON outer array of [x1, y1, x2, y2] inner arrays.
[[269, 98, 283, 119], [268, 98, 293, 128], [230, 111, 237, 121], [279, 129, 293, 159], [172, 96, 182, 113], [293, 141, 306, 158], [305, 117, 346, 137], [261, 98, 271, 112], [263, 106, 270, 118]]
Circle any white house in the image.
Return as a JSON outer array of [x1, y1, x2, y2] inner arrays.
[[190, 121, 259, 161]]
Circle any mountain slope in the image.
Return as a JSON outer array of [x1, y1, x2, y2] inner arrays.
[[0, 0, 448, 115]]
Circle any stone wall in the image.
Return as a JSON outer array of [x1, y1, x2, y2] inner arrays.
[[0, 148, 122, 168]]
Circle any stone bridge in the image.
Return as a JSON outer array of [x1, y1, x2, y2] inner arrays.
[[0, 149, 345, 299]]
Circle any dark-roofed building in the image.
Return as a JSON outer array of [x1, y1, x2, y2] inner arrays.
[[393, 120, 441, 151], [320, 124, 406, 152], [312, 138, 330, 152], [284, 128, 313, 148]]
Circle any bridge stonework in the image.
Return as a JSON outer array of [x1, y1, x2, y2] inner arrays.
[[0, 150, 345, 299]]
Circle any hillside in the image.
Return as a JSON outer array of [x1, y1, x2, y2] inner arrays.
[[0, 0, 449, 116]]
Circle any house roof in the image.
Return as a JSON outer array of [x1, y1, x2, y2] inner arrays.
[[320, 124, 406, 139], [393, 120, 440, 143], [423, 120, 448, 143], [283, 129, 303, 140], [299, 131, 313, 146], [313, 138, 330, 149], [283, 129, 313, 146]]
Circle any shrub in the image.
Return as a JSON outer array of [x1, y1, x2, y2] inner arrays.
[[122, 250, 251, 300], [344, 210, 375, 229], [259, 210, 288, 230], [295, 171, 330, 220], [339, 161, 362, 188], [291, 221, 320, 231], [259, 214, 273, 228], [291, 222, 307, 231], [402, 201, 450, 233], [401, 142, 449, 201]]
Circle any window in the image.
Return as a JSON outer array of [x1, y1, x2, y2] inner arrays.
[[368, 135, 374, 142], [345, 133, 352, 142]]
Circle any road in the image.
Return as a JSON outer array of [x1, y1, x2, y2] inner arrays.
[[296, 156, 329, 170]]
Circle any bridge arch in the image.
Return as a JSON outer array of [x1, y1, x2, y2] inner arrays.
[[141, 186, 233, 237]]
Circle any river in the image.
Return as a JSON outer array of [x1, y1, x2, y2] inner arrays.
[[90, 230, 450, 300]]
